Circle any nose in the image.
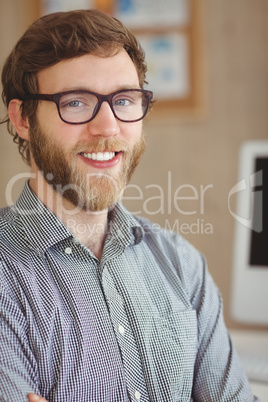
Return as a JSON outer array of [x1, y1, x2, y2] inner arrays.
[[87, 101, 119, 138]]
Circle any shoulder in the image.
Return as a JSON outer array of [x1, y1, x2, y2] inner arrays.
[[133, 214, 220, 316], [134, 215, 207, 285], [135, 215, 203, 260]]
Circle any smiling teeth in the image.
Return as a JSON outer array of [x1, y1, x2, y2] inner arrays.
[[82, 152, 116, 161]]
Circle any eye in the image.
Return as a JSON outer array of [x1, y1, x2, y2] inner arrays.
[[113, 91, 143, 109], [114, 98, 132, 107], [67, 100, 84, 108], [61, 98, 86, 109], [59, 92, 96, 110]]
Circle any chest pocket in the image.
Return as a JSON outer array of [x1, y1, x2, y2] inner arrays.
[[140, 310, 197, 402]]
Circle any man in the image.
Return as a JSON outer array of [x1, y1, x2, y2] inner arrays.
[[0, 9, 258, 402]]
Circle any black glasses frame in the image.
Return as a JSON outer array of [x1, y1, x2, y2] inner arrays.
[[22, 88, 153, 124]]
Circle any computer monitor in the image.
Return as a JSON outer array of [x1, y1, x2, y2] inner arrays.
[[230, 140, 268, 325]]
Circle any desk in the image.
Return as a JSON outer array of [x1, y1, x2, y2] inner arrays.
[[230, 330, 268, 402]]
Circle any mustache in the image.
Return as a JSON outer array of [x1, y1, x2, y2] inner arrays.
[[72, 138, 130, 154]]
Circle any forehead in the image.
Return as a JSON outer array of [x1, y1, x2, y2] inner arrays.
[[37, 49, 140, 94]]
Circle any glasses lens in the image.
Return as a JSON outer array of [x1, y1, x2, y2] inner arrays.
[[59, 92, 98, 123], [112, 90, 149, 122]]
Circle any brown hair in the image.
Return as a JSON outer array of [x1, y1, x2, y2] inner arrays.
[[1, 9, 148, 165]]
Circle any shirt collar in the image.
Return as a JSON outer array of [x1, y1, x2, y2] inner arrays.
[[14, 182, 144, 256], [108, 202, 144, 247]]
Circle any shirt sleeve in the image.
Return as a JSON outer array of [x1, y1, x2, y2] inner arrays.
[[180, 241, 260, 402], [0, 266, 40, 402]]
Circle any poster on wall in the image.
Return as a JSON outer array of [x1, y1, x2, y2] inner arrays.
[[42, 0, 93, 14], [138, 33, 190, 100]]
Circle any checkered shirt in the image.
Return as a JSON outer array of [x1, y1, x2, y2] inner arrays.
[[0, 183, 258, 401]]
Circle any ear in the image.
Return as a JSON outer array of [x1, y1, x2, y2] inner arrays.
[[8, 99, 30, 141]]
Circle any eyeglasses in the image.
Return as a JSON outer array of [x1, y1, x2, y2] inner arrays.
[[23, 88, 153, 124]]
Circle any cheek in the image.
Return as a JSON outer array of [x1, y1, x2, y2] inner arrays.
[[121, 121, 143, 145], [36, 105, 82, 148], [36, 101, 58, 123]]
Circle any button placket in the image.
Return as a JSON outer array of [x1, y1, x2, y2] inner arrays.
[[101, 265, 149, 402]]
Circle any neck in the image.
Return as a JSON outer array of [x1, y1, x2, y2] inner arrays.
[[29, 172, 109, 260]]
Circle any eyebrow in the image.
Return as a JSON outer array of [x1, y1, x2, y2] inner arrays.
[[56, 85, 141, 94]]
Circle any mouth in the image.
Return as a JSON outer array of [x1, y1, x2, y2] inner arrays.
[[80, 151, 119, 162]]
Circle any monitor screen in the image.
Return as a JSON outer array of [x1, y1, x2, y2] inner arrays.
[[249, 157, 268, 267], [231, 141, 268, 325]]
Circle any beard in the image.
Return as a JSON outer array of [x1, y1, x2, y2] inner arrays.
[[29, 119, 146, 212]]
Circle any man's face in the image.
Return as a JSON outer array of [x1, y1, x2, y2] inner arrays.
[[29, 50, 145, 212]]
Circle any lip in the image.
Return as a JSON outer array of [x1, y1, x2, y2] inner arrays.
[[78, 151, 122, 169]]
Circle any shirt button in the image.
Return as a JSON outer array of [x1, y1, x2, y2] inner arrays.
[[118, 325, 125, 335], [65, 247, 72, 255], [135, 391, 141, 400]]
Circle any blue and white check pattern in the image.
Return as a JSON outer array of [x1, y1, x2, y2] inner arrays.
[[0, 183, 258, 401]]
